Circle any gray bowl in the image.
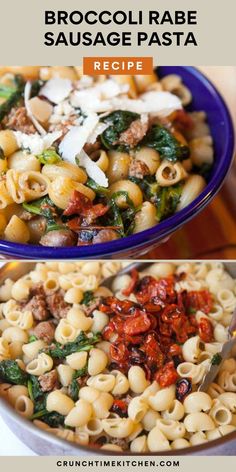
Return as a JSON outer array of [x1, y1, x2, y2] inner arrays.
[[1, 397, 236, 455], [1, 261, 236, 455]]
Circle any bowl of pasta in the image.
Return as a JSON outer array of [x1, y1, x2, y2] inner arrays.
[[0, 260, 236, 455], [0, 66, 234, 258]]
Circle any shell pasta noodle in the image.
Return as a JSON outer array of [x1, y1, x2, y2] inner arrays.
[[0, 261, 236, 452], [0, 66, 214, 247]]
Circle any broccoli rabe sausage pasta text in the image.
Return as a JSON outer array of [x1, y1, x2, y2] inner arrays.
[[0, 66, 214, 246], [0, 261, 236, 452]]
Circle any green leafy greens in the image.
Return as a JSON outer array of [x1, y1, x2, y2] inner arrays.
[[140, 124, 190, 162], [81, 291, 95, 306], [36, 149, 61, 165], [211, 353, 222, 366], [22, 196, 63, 232], [0, 75, 25, 122], [68, 366, 88, 402], [156, 185, 183, 221], [0, 360, 28, 385], [86, 178, 110, 196], [42, 331, 101, 359], [100, 110, 140, 150]]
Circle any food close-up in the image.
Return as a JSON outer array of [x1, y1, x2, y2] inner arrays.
[[0, 261, 236, 454], [0, 66, 234, 259]]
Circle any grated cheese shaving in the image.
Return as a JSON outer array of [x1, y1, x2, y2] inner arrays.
[[59, 114, 99, 162], [40, 77, 73, 104], [78, 149, 108, 188], [24, 82, 46, 135], [14, 130, 62, 155]]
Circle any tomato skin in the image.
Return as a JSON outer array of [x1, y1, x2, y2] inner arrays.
[[122, 269, 139, 296], [198, 317, 214, 342], [155, 361, 179, 388], [100, 282, 214, 384], [169, 344, 182, 357], [186, 290, 213, 314], [161, 304, 182, 323], [110, 342, 129, 364], [123, 312, 151, 336], [111, 399, 128, 417]]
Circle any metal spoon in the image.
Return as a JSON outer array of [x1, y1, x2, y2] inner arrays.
[[199, 308, 236, 391], [101, 261, 152, 289]]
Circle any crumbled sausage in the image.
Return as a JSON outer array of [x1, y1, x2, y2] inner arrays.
[[76, 374, 89, 388], [83, 141, 100, 155], [92, 229, 119, 244], [18, 210, 35, 221], [40, 229, 77, 247], [83, 297, 102, 316], [49, 117, 77, 141], [118, 119, 148, 148], [39, 369, 58, 392], [34, 320, 56, 343], [24, 284, 49, 321], [128, 158, 150, 179], [4, 107, 36, 134], [46, 289, 70, 319]]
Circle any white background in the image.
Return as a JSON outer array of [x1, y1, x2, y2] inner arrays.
[[0, 67, 236, 455]]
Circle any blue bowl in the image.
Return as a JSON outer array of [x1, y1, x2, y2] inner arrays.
[[0, 66, 234, 259]]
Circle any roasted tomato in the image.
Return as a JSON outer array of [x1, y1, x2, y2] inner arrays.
[[155, 361, 178, 388], [186, 290, 213, 314], [123, 312, 151, 335], [198, 317, 214, 342]]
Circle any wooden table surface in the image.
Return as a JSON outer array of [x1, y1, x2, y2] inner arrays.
[[146, 67, 236, 260]]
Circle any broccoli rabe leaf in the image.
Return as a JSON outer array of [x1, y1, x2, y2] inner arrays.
[[86, 178, 110, 196], [108, 191, 137, 237], [22, 196, 62, 232], [36, 149, 61, 165], [81, 291, 94, 306], [0, 75, 25, 122], [30, 408, 65, 428], [0, 360, 28, 386], [28, 335, 38, 343], [100, 110, 140, 150], [0, 84, 15, 99], [28, 375, 43, 401], [41, 411, 65, 427], [211, 353, 222, 366], [42, 331, 101, 359], [140, 124, 190, 162], [156, 185, 183, 221], [68, 366, 88, 402], [129, 176, 159, 202]]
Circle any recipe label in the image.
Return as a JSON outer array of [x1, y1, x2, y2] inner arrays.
[[83, 57, 153, 75]]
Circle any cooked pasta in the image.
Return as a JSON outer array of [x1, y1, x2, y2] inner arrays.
[[0, 67, 214, 247], [0, 261, 235, 453]]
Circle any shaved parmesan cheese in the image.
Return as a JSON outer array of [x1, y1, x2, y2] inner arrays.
[[98, 79, 129, 99], [87, 122, 109, 144], [78, 149, 108, 188], [24, 82, 46, 135], [140, 91, 182, 116], [140, 113, 149, 125], [40, 77, 73, 104], [109, 91, 182, 116], [14, 130, 62, 155], [59, 114, 99, 162], [71, 88, 182, 117], [71, 79, 129, 114]]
